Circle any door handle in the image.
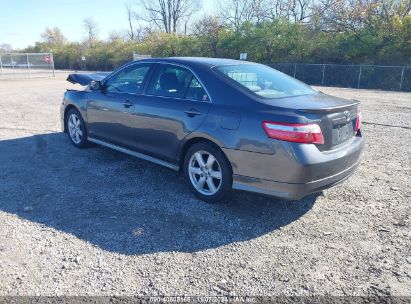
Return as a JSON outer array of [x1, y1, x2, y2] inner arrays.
[[184, 109, 201, 117], [123, 100, 134, 108]]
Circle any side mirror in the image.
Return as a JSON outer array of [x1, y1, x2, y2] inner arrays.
[[90, 80, 102, 91]]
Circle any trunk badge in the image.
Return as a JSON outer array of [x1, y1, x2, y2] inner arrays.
[[344, 110, 351, 122]]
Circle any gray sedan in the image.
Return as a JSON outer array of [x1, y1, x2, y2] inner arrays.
[[62, 57, 364, 203]]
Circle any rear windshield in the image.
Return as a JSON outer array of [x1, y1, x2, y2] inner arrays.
[[215, 64, 317, 98]]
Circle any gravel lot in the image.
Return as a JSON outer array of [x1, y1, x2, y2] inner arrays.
[[0, 74, 410, 297]]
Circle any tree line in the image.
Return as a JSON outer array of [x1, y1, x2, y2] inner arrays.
[[22, 0, 411, 71]]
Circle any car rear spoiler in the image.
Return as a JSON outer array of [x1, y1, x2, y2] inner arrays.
[[66, 72, 110, 86], [298, 100, 360, 113]]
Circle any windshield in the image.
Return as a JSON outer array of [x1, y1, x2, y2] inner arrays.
[[216, 64, 317, 98]]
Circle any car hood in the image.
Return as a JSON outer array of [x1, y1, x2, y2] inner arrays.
[[66, 72, 110, 86]]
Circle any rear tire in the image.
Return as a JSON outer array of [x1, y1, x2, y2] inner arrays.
[[184, 142, 232, 203], [66, 108, 90, 148]]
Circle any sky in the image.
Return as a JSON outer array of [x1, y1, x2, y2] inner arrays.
[[0, 0, 216, 49]]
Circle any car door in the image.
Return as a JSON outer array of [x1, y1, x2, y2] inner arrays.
[[86, 63, 153, 148], [133, 64, 211, 161]]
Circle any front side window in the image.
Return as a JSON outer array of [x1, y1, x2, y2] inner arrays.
[[215, 64, 317, 98], [147, 65, 208, 101], [105, 64, 151, 94]]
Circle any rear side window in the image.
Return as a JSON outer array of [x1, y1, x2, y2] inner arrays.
[[215, 64, 317, 98], [105, 64, 151, 94], [186, 77, 209, 101], [147, 65, 209, 101]]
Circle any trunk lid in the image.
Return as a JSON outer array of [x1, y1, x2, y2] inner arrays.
[[296, 94, 359, 151], [261, 93, 360, 151], [307, 106, 359, 151]]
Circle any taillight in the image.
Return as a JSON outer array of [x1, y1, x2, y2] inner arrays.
[[262, 121, 324, 144], [355, 110, 362, 132]]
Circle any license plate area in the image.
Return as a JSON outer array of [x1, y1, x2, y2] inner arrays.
[[332, 122, 354, 145]]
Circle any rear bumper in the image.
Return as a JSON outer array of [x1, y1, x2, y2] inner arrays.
[[232, 158, 360, 200], [224, 135, 364, 200]]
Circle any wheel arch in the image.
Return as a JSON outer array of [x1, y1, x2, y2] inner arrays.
[[178, 136, 232, 174], [63, 104, 81, 132]]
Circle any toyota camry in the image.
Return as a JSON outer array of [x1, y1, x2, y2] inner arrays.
[[62, 57, 364, 203]]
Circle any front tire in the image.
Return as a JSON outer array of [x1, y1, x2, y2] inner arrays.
[[184, 142, 232, 203], [66, 108, 89, 148]]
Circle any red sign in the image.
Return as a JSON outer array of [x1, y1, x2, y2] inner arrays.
[[44, 54, 52, 64]]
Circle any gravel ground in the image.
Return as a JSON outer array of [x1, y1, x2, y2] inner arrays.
[[0, 75, 410, 297]]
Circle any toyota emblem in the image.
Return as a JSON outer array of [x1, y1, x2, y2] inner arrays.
[[344, 110, 351, 122]]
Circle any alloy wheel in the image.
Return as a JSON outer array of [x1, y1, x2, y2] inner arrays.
[[68, 113, 83, 144], [188, 150, 222, 196]]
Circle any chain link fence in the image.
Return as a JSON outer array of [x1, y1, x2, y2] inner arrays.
[[0, 53, 55, 79], [269, 63, 411, 92], [3, 54, 410, 92]]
